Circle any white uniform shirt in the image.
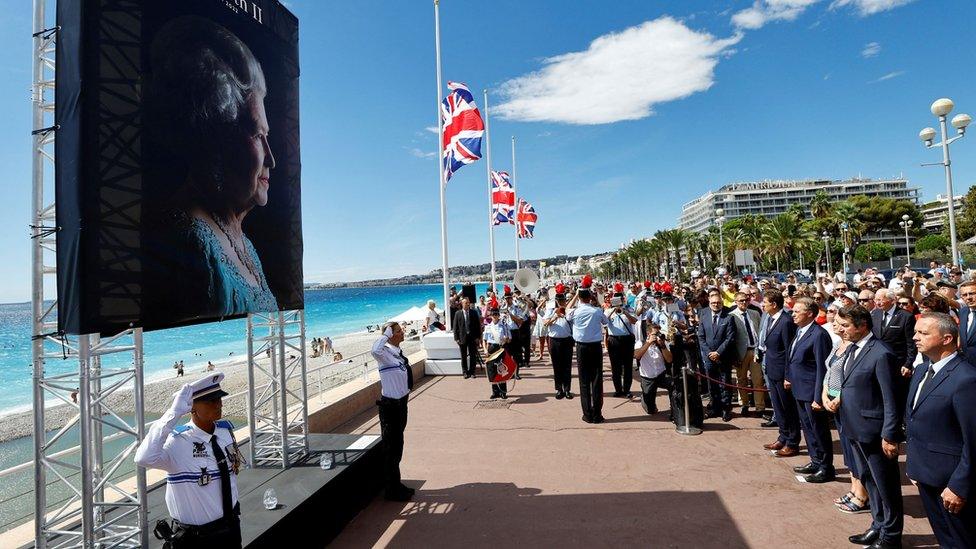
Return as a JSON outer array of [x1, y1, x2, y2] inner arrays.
[[635, 338, 669, 378], [372, 334, 410, 399], [135, 411, 240, 526]]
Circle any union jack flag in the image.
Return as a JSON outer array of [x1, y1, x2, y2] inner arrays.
[[516, 198, 537, 239], [440, 81, 484, 183], [491, 171, 515, 225]]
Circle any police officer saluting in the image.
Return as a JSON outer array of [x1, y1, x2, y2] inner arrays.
[[606, 283, 638, 398], [371, 322, 415, 502], [135, 372, 244, 547], [566, 275, 609, 423], [543, 284, 574, 399]]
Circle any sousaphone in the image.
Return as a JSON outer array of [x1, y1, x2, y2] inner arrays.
[[513, 268, 539, 295]]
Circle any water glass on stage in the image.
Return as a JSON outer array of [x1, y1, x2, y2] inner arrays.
[[263, 488, 278, 510], [320, 453, 333, 470]]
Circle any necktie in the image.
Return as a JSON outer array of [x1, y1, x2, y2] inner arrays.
[[968, 311, 974, 340], [882, 311, 889, 334], [712, 313, 719, 337], [913, 364, 936, 409], [789, 327, 804, 358], [744, 314, 756, 347], [842, 343, 859, 375], [210, 436, 233, 519]]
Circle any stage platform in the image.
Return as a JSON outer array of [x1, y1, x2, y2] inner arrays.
[[144, 433, 382, 547]]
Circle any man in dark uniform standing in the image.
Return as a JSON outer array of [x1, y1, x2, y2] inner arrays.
[[566, 278, 609, 424], [543, 286, 574, 399]]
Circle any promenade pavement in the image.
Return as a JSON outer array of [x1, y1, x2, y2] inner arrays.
[[330, 353, 937, 548]]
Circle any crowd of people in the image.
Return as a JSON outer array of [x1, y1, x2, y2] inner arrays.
[[434, 265, 974, 548]]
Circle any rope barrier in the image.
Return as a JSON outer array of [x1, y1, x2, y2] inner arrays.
[[689, 368, 770, 393]]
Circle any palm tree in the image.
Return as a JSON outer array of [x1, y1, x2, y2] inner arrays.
[[810, 190, 831, 219], [763, 213, 816, 272], [661, 229, 689, 281]]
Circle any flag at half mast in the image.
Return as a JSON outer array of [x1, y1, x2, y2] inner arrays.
[[490, 170, 515, 225], [516, 198, 537, 239], [440, 81, 485, 182]]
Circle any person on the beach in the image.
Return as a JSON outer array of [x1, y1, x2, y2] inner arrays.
[[135, 372, 244, 547], [175, 361, 184, 378], [145, 16, 279, 322], [371, 323, 415, 502]]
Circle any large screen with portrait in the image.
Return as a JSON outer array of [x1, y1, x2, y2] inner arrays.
[[56, 0, 302, 334]]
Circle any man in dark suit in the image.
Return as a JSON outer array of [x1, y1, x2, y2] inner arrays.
[[452, 298, 482, 379], [872, 288, 917, 409], [827, 305, 903, 549], [906, 312, 976, 548], [696, 292, 737, 421], [759, 289, 800, 457], [957, 280, 976, 358], [784, 297, 834, 482]]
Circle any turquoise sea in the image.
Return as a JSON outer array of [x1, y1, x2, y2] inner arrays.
[[0, 283, 490, 415]]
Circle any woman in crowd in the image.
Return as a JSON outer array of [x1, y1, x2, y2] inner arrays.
[[425, 300, 445, 332]]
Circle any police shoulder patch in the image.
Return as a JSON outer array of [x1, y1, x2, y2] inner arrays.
[[172, 424, 192, 435], [215, 419, 234, 430]]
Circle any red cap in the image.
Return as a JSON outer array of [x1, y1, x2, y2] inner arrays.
[[555, 283, 566, 294], [644, 280, 652, 289], [503, 284, 512, 296], [489, 296, 499, 308], [581, 274, 593, 289], [662, 281, 673, 293], [613, 282, 624, 293]]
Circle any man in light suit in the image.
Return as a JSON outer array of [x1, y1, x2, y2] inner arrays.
[[827, 305, 903, 549], [785, 298, 834, 483], [906, 313, 976, 548], [956, 280, 976, 358], [452, 298, 482, 379], [696, 292, 737, 422], [729, 291, 765, 417], [760, 289, 800, 457], [872, 288, 917, 410]]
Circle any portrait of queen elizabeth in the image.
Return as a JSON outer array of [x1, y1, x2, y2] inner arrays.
[[146, 16, 281, 322]]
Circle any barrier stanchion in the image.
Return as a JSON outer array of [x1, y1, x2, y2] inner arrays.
[[675, 365, 702, 436]]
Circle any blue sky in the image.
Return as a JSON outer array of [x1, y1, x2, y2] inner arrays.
[[0, 0, 975, 302]]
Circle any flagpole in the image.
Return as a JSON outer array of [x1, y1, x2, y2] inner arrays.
[[483, 89, 497, 292], [434, 0, 450, 320], [512, 135, 520, 270]]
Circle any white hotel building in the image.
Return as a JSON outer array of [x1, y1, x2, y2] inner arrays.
[[677, 177, 921, 256]]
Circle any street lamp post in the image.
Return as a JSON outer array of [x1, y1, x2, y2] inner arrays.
[[715, 208, 726, 271], [899, 214, 914, 266], [822, 231, 831, 273], [919, 98, 971, 266], [840, 222, 850, 278]]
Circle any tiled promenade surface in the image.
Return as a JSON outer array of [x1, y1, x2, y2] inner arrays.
[[330, 354, 936, 548]]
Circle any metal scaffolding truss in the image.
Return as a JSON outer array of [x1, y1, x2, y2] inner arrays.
[[246, 310, 310, 468], [30, 0, 148, 545]]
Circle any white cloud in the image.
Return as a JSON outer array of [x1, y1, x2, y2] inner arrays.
[[407, 147, 436, 158], [731, 0, 822, 30], [869, 70, 905, 83], [494, 17, 740, 125], [830, 0, 915, 16], [861, 41, 881, 58], [425, 126, 438, 134]]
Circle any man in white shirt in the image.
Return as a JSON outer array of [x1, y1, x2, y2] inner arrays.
[[634, 321, 672, 415]]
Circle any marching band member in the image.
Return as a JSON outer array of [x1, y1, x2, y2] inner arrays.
[[566, 275, 609, 423], [606, 284, 638, 398], [544, 284, 574, 399], [484, 305, 512, 399], [502, 285, 527, 379], [135, 373, 244, 547]]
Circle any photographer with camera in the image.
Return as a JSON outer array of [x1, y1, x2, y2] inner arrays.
[[635, 320, 672, 415], [606, 285, 639, 398]]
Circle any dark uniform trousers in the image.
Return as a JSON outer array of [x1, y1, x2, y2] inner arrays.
[[639, 372, 670, 414], [458, 339, 479, 377], [607, 334, 635, 394], [377, 395, 408, 491], [576, 341, 604, 420], [917, 481, 976, 548], [166, 510, 241, 548], [520, 322, 532, 367], [487, 343, 507, 396], [851, 438, 904, 543], [548, 336, 573, 393], [506, 330, 523, 375]]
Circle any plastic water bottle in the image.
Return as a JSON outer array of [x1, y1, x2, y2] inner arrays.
[[263, 488, 278, 510], [320, 453, 333, 470]]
